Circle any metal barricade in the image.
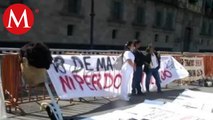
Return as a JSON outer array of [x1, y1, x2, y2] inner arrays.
[[1, 54, 24, 114], [1, 54, 52, 115]]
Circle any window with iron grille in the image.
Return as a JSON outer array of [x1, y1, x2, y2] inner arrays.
[[154, 34, 159, 42], [165, 12, 174, 30], [135, 31, 140, 39], [208, 23, 213, 36], [112, 29, 118, 39], [201, 20, 207, 35], [165, 35, 169, 43], [155, 11, 163, 28], [135, 7, 145, 25], [110, 0, 124, 21], [67, 24, 74, 36], [68, 0, 81, 14]]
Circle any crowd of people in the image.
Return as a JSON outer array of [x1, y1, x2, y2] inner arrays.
[[120, 40, 162, 101]]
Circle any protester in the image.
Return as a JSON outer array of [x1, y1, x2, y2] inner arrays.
[[19, 42, 53, 86], [132, 40, 145, 95], [120, 41, 135, 101], [20, 42, 56, 118], [144, 45, 162, 93]]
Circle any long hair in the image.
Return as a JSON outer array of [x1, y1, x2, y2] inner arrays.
[[146, 45, 156, 54]]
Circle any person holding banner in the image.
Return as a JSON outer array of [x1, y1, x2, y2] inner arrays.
[[120, 41, 135, 101], [132, 40, 145, 95], [144, 45, 162, 93]]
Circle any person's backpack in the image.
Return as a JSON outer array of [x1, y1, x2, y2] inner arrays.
[[113, 54, 123, 70]]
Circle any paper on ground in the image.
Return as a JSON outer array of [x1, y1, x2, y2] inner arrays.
[[83, 101, 213, 120], [173, 89, 213, 113]]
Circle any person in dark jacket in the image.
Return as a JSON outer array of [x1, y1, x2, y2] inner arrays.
[[132, 40, 145, 95], [144, 45, 162, 93]]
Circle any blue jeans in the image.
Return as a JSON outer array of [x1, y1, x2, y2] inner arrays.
[[145, 68, 161, 92], [132, 66, 142, 94]]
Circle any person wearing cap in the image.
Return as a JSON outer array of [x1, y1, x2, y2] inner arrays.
[[144, 45, 162, 93], [132, 40, 145, 95], [120, 41, 135, 101]]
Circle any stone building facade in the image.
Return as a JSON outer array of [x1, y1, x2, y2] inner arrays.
[[0, 0, 213, 52]]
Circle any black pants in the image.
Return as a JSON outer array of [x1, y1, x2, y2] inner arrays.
[[132, 66, 143, 94]]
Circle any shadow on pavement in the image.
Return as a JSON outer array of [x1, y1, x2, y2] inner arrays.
[[64, 89, 185, 120]]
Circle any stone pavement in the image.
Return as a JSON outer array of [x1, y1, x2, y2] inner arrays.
[[6, 83, 213, 120]]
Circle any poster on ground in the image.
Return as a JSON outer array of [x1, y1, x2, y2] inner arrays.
[[84, 90, 213, 120], [84, 101, 213, 120], [173, 89, 213, 113]]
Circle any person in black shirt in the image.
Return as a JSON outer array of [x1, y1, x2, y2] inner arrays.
[[132, 40, 145, 95]]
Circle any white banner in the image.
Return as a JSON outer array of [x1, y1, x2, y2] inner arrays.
[[179, 57, 204, 81], [48, 55, 188, 99], [159, 55, 189, 85], [47, 55, 121, 99], [141, 55, 189, 91]]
